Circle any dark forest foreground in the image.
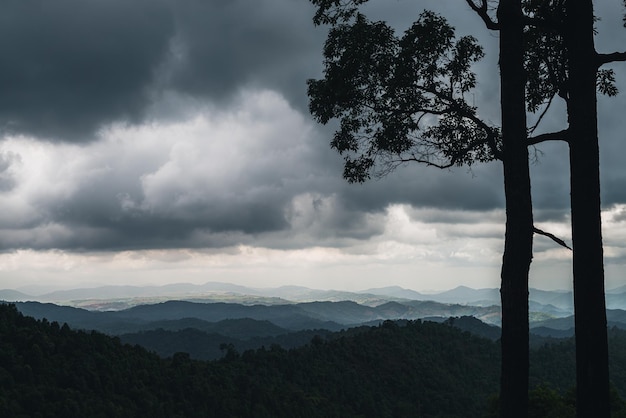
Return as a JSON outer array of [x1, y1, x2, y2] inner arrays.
[[1, 303, 626, 417]]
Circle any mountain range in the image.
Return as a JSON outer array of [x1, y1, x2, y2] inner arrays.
[[0, 281, 599, 311], [12, 298, 502, 333], [3, 282, 626, 352]]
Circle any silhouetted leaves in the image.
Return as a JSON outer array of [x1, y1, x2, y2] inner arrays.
[[307, 9, 498, 182], [523, 0, 619, 116]]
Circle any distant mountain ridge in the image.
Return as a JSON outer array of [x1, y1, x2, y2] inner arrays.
[[9, 296, 626, 363], [13, 298, 504, 334], [0, 289, 31, 302], [0, 281, 605, 309], [4, 281, 626, 321]]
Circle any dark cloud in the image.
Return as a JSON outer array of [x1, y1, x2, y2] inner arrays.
[[0, 0, 625, 255], [337, 161, 505, 215], [0, 0, 498, 142], [0, 0, 174, 141], [0, 0, 325, 142], [165, 0, 324, 111]]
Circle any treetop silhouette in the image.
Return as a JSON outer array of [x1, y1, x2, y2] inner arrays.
[[308, 9, 499, 183]]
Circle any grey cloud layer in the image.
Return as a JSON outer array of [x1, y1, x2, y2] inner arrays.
[[165, 0, 324, 110], [0, 0, 624, 253], [0, 0, 323, 141], [0, 0, 174, 140]]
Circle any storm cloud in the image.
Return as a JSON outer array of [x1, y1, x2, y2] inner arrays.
[[0, 0, 625, 292], [0, 0, 174, 140], [0, 0, 326, 141]]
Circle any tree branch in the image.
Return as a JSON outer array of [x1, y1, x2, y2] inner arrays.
[[596, 51, 626, 67], [528, 94, 555, 135], [395, 156, 455, 169], [527, 129, 569, 146], [465, 0, 500, 30], [533, 226, 572, 250], [413, 85, 503, 160], [460, 111, 503, 160]]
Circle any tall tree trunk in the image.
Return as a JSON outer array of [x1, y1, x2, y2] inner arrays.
[[565, 1, 611, 416], [497, 1, 532, 416]]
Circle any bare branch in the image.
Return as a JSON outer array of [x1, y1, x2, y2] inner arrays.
[[533, 226, 572, 250], [395, 156, 455, 169], [465, 0, 499, 30], [528, 94, 555, 135], [596, 51, 626, 67], [527, 129, 569, 146]]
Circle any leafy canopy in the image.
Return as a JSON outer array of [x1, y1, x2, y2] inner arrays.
[[523, 0, 619, 127], [307, 9, 499, 183], [309, 0, 622, 183]]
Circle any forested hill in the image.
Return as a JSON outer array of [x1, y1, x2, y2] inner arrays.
[[3, 303, 626, 417], [0, 303, 500, 417]]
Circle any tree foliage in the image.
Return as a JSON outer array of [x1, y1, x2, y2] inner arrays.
[[523, 0, 619, 120], [307, 9, 498, 183]]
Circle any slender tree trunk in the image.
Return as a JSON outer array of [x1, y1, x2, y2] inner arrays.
[[497, 1, 532, 416], [565, 1, 610, 416]]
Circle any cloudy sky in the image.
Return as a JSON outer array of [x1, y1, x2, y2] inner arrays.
[[1, 0, 625, 294]]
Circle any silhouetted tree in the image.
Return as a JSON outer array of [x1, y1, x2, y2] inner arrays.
[[522, 1, 626, 414], [565, 2, 610, 415], [495, 1, 532, 416], [308, 1, 534, 416]]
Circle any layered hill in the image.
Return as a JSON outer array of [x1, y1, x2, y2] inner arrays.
[[14, 298, 502, 335], [4, 302, 626, 417], [7, 282, 626, 343], [0, 303, 502, 417]]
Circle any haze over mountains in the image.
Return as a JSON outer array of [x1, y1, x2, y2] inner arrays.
[[0, 281, 588, 310], [3, 281, 626, 362], [3, 281, 626, 332]]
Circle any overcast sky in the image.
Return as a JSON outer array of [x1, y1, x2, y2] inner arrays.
[[1, 0, 625, 294]]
